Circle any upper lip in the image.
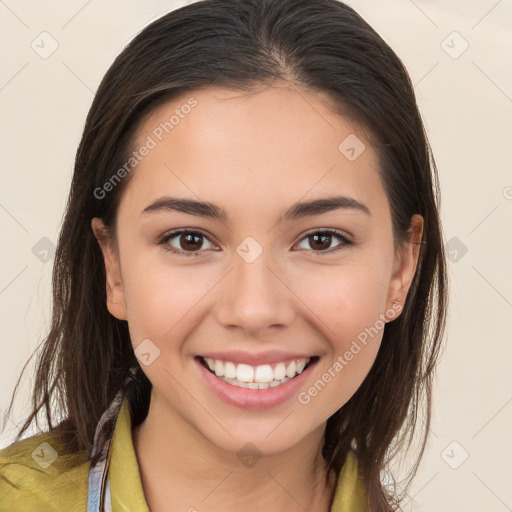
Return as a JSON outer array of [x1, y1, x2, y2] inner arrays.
[[199, 350, 315, 366]]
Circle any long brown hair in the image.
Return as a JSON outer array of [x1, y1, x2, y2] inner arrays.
[[2, 1, 447, 509]]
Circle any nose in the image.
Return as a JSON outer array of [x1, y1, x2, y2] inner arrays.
[[215, 249, 296, 336]]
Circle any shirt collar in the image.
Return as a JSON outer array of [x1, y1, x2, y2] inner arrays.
[[109, 398, 150, 512]]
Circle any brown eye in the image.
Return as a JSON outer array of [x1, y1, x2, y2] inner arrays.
[[308, 233, 332, 251], [178, 233, 204, 251], [296, 229, 352, 254], [158, 229, 216, 257]]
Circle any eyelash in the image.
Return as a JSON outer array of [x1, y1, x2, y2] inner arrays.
[[156, 228, 353, 258]]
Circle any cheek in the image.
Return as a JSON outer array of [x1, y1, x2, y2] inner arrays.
[[121, 252, 215, 345], [296, 259, 390, 344], [292, 262, 390, 409]]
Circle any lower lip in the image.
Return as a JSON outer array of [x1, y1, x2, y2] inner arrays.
[[195, 358, 317, 410]]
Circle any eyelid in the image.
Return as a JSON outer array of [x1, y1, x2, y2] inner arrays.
[[297, 227, 353, 244]]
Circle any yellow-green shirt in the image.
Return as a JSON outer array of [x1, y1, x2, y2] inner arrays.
[[0, 399, 367, 511]]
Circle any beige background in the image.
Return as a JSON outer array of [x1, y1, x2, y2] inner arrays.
[[1, 1, 511, 510]]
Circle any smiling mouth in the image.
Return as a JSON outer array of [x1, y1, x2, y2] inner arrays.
[[197, 356, 319, 389]]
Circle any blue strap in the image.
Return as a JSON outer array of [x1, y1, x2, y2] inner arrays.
[[86, 370, 135, 511]]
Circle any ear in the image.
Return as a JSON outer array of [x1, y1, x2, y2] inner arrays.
[[91, 217, 127, 320], [384, 214, 424, 322]]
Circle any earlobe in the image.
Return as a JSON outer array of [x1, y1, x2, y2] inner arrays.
[[91, 218, 128, 321], [385, 214, 424, 321]]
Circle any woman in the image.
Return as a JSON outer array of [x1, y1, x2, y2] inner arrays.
[[0, 0, 447, 510]]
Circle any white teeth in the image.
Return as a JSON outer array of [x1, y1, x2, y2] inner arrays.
[[214, 360, 224, 377], [273, 362, 286, 381], [286, 361, 297, 378], [221, 376, 291, 389], [236, 364, 254, 383], [224, 361, 237, 379], [202, 357, 312, 388], [296, 360, 307, 374], [254, 364, 274, 383]]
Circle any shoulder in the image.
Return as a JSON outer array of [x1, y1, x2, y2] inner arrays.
[[0, 431, 90, 512]]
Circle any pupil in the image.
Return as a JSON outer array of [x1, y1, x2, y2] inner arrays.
[[182, 234, 201, 251], [311, 234, 330, 250]]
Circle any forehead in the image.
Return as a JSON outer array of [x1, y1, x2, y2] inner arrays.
[[119, 84, 388, 222]]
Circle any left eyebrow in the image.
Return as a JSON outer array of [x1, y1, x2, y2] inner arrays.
[[140, 195, 371, 222]]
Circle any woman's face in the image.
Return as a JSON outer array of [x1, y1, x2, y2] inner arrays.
[[92, 84, 422, 455]]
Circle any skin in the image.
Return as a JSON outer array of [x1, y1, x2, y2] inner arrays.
[[92, 82, 423, 511]]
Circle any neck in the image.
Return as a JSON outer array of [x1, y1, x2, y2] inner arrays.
[[132, 396, 337, 512]]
